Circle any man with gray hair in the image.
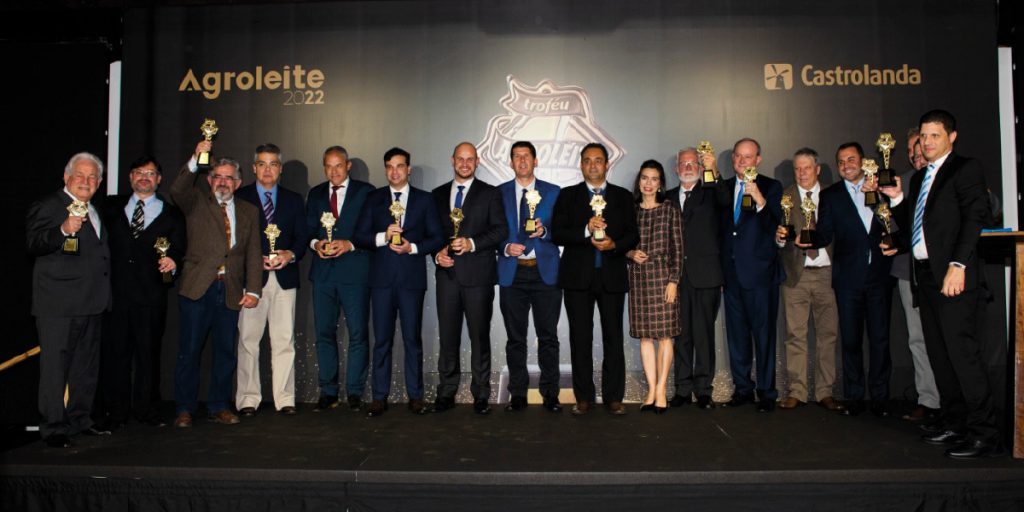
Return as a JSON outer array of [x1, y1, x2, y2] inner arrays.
[[27, 152, 112, 448], [169, 140, 262, 428]]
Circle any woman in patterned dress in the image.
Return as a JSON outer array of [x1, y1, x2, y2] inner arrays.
[[627, 160, 683, 413]]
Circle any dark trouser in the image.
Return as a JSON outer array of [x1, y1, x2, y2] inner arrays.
[[435, 272, 494, 401], [312, 280, 370, 399], [673, 275, 719, 399], [564, 272, 626, 404], [100, 301, 166, 422], [500, 265, 562, 400], [370, 286, 425, 401], [834, 282, 893, 401], [722, 261, 779, 400], [175, 281, 239, 415], [915, 262, 998, 442], [36, 315, 102, 439]]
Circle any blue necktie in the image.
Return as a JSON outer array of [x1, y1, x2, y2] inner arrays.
[[733, 181, 744, 225], [393, 191, 402, 226], [454, 185, 464, 209], [520, 188, 535, 254], [591, 187, 603, 268], [912, 164, 935, 251], [263, 191, 275, 224]]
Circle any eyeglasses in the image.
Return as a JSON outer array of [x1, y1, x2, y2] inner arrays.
[[255, 161, 282, 170], [678, 162, 699, 169], [132, 170, 159, 178]]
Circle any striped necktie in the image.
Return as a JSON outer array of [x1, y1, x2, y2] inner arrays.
[[733, 181, 744, 224], [912, 164, 935, 251], [263, 191, 275, 224], [131, 199, 145, 239]]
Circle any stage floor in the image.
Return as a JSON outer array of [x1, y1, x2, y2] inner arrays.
[[3, 400, 1024, 511]]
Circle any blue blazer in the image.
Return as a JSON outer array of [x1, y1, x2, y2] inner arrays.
[[305, 179, 373, 285], [815, 180, 893, 290], [353, 185, 443, 290], [236, 183, 308, 290], [497, 178, 560, 287], [717, 175, 785, 289]]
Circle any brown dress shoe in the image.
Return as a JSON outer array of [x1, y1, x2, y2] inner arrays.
[[408, 399, 428, 415], [779, 397, 805, 409], [607, 401, 627, 415], [366, 400, 387, 417], [817, 397, 844, 411], [173, 412, 193, 428], [209, 410, 240, 425], [571, 401, 591, 415]]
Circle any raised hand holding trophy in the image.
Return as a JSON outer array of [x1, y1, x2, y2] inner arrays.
[[448, 208, 465, 253], [524, 189, 541, 233], [875, 202, 896, 248], [319, 212, 336, 255], [862, 158, 880, 206], [740, 167, 758, 211], [799, 195, 816, 245], [197, 119, 219, 168], [876, 133, 897, 187], [388, 201, 405, 245], [264, 224, 281, 264], [62, 200, 89, 255], [590, 193, 607, 241], [780, 194, 796, 241], [697, 140, 718, 188], [154, 237, 173, 283]]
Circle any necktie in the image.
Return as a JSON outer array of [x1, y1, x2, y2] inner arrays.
[[912, 164, 935, 252], [393, 191, 402, 226], [805, 191, 819, 260], [263, 191, 275, 224], [220, 202, 232, 249], [734, 181, 744, 224], [591, 187, 604, 268], [520, 188, 535, 253], [682, 190, 692, 212], [131, 199, 145, 239], [454, 185, 465, 209], [330, 185, 342, 219]]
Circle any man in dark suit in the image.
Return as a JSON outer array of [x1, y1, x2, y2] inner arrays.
[[306, 145, 373, 412], [234, 143, 307, 416], [712, 138, 783, 412], [880, 109, 999, 458], [353, 147, 443, 417], [170, 141, 263, 428], [665, 147, 721, 410], [810, 142, 894, 418], [552, 143, 639, 416], [27, 152, 112, 448], [98, 156, 185, 429], [498, 141, 563, 414], [431, 143, 508, 415]]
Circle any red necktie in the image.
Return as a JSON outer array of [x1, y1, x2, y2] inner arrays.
[[330, 185, 342, 219]]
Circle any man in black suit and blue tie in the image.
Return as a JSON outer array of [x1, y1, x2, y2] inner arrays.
[[306, 146, 374, 412], [431, 142, 508, 415], [354, 147, 443, 417]]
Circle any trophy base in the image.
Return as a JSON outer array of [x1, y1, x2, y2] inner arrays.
[[864, 191, 879, 207], [782, 225, 796, 241], [524, 219, 537, 233], [702, 170, 718, 187], [62, 237, 79, 255], [198, 151, 210, 167], [881, 233, 894, 248], [799, 229, 816, 246], [877, 168, 896, 188], [162, 271, 174, 284], [448, 237, 459, 254], [740, 194, 756, 211], [266, 253, 279, 265], [389, 234, 403, 246], [592, 229, 606, 242]]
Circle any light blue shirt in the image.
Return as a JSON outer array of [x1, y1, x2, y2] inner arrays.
[[844, 177, 874, 264], [256, 183, 278, 210], [124, 193, 164, 229]]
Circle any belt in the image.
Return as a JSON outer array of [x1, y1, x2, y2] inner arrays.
[[803, 265, 829, 270], [517, 259, 538, 267]]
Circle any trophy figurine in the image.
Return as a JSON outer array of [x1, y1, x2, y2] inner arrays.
[[264, 224, 281, 263], [524, 189, 541, 233], [697, 140, 718, 188], [319, 212, 337, 255], [740, 167, 758, 211], [198, 119, 219, 168], [799, 195, 817, 245], [876, 132, 897, 187], [590, 192, 608, 241], [153, 237, 173, 284], [388, 200, 405, 245], [876, 202, 896, 248], [862, 158, 880, 206], [448, 207, 465, 253], [780, 194, 796, 241], [62, 200, 89, 255]]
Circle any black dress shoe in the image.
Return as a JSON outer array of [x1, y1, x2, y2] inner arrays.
[[313, 396, 339, 412], [756, 399, 775, 413], [669, 395, 692, 407], [923, 429, 966, 446], [722, 394, 753, 407], [346, 395, 363, 411], [654, 406, 668, 415], [434, 397, 456, 413], [408, 399, 428, 415], [505, 396, 527, 412], [473, 399, 491, 415], [82, 426, 112, 436], [840, 400, 865, 416], [137, 411, 166, 427], [870, 401, 891, 418], [366, 400, 387, 417], [279, 406, 298, 415], [45, 434, 71, 448], [542, 397, 562, 413], [695, 395, 714, 410], [945, 439, 1006, 459], [640, 403, 655, 413], [239, 407, 257, 417]]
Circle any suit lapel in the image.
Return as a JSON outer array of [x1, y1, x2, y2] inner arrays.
[[924, 154, 956, 218]]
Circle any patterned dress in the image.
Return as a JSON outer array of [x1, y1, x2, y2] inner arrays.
[[628, 200, 683, 339]]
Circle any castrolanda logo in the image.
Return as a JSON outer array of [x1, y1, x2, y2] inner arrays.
[[476, 75, 625, 188]]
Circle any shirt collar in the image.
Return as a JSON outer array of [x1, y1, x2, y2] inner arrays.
[[587, 181, 607, 193], [797, 182, 820, 196], [256, 182, 278, 197], [389, 184, 410, 196], [929, 151, 951, 172], [454, 177, 475, 189], [332, 177, 350, 189]]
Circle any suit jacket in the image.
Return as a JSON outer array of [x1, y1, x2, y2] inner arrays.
[[815, 180, 892, 290], [352, 185, 443, 290], [892, 153, 991, 291], [305, 179, 373, 285], [27, 190, 112, 317], [496, 178, 561, 287], [169, 164, 263, 309], [551, 181, 639, 293], [666, 183, 722, 289], [432, 179, 508, 287], [716, 175, 784, 289], [103, 193, 187, 307], [778, 184, 834, 288], [235, 183, 308, 290]]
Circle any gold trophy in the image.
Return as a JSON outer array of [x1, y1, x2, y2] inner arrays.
[[875, 202, 896, 248], [62, 200, 89, 255], [264, 223, 281, 263], [590, 193, 608, 241], [448, 208, 465, 253], [198, 119, 219, 168], [388, 201, 405, 245], [876, 133, 897, 187], [524, 189, 541, 233], [740, 167, 758, 211], [862, 158, 880, 206], [153, 237, 173, 284], [319, 212, 336, 255], [780, 194, 796, 241], [799, 195, 817, 245], [697, 140, 718, 188]]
